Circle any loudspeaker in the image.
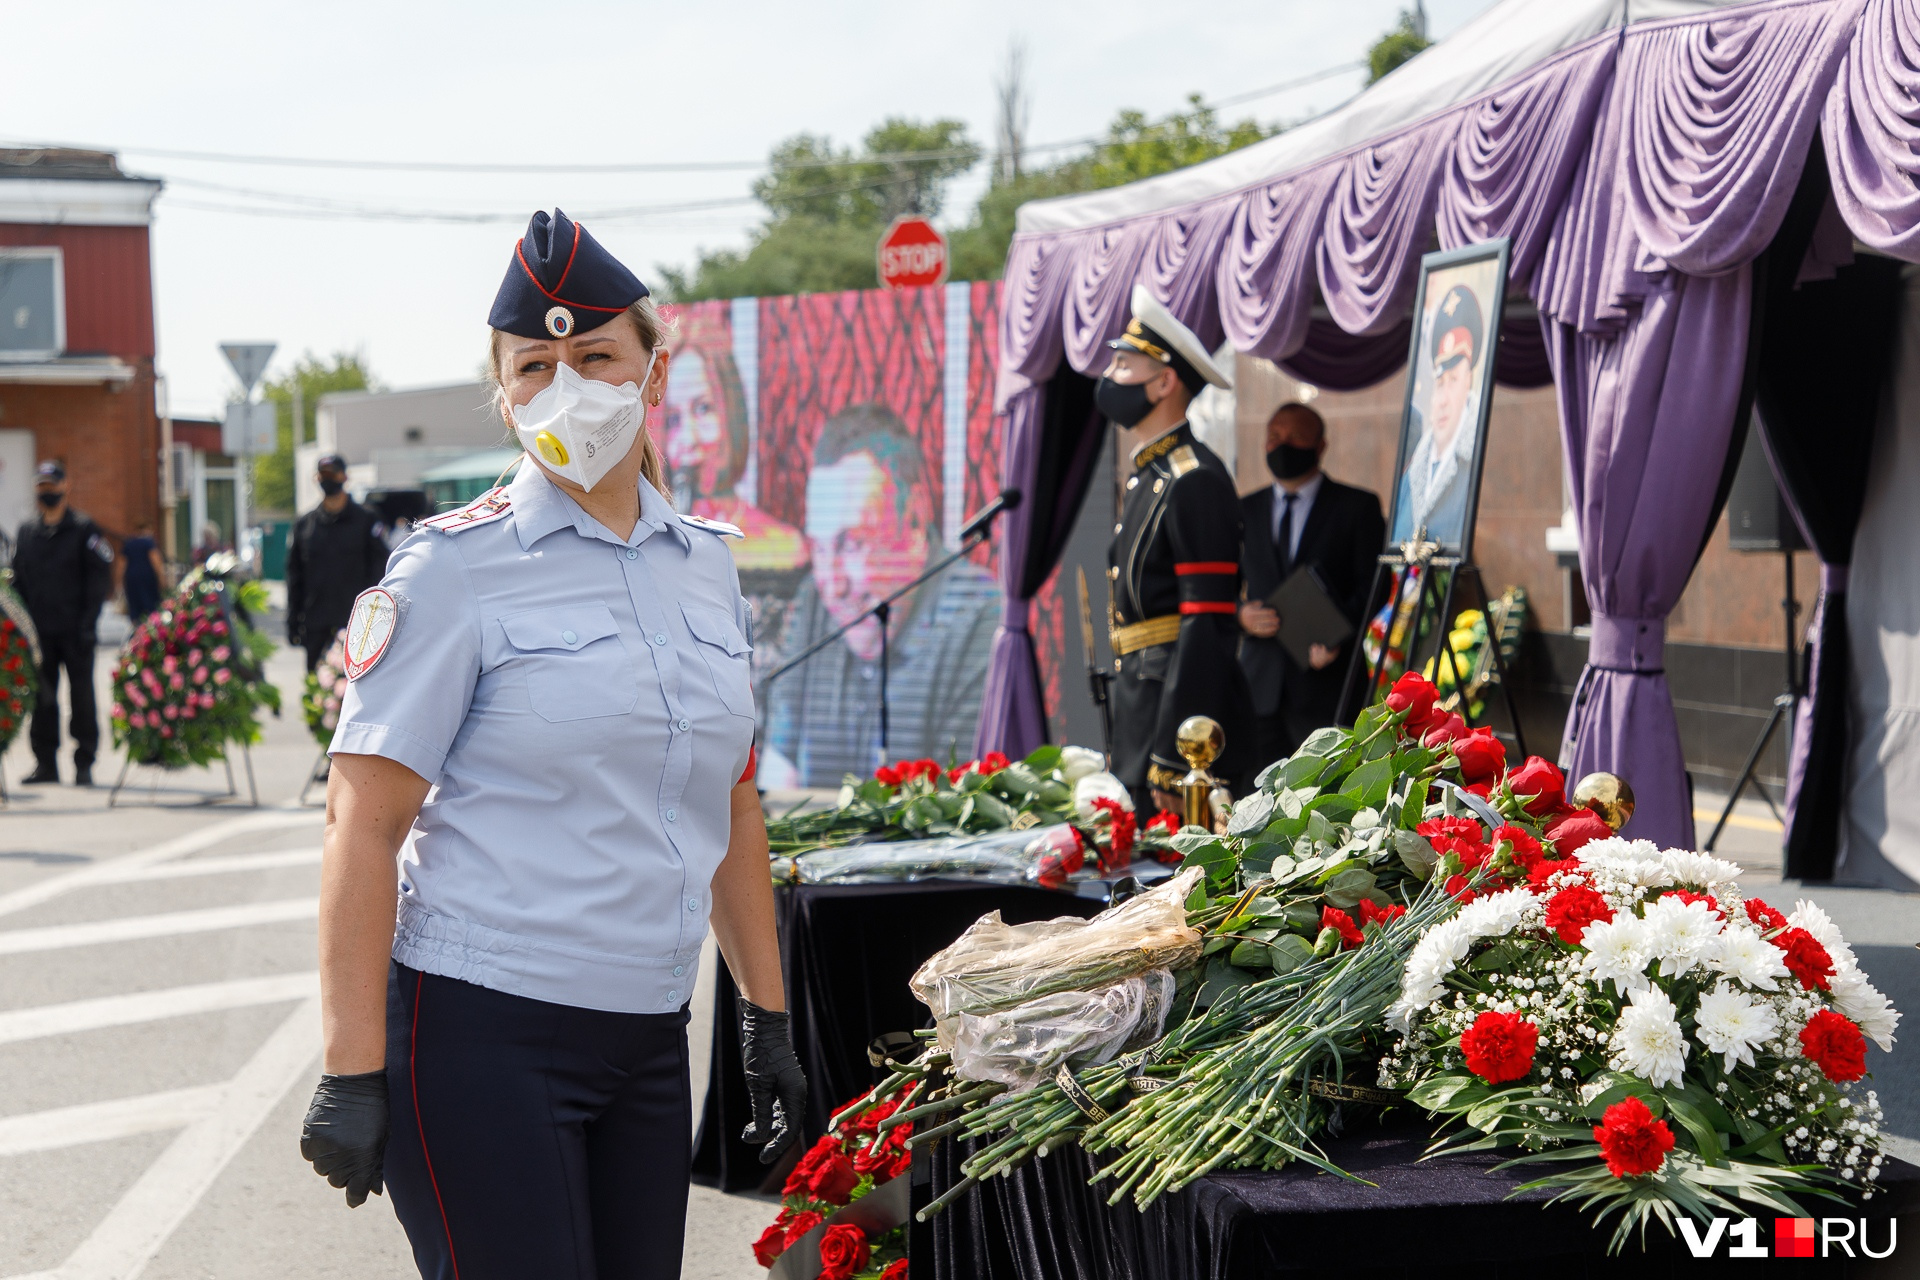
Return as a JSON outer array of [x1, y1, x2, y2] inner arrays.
[[1728, 416, 1806, 553]]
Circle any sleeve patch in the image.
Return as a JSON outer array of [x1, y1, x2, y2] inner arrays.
[[344, 587, 402, 679]]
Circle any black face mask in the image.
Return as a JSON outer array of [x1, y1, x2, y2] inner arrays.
[[1096, 375, 1158, 428], [318, 477, 345, 497], [1267, 443, 1320, 481], [35, 491, 61, 509]]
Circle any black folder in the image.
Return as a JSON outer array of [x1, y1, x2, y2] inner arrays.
[[1265, 566, 1355, 667]]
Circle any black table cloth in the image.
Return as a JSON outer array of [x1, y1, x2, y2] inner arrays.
[[691, 879, 1103, 1194], [922, 1115, 1920, 1279]]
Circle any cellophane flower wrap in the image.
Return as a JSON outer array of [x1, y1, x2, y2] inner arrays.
[[0, 576, 38, 754], [301, 629, 349, 747], [1379, 837, 1901, 1250], [109, 564, 280, 769], [751, 1093, 909, 1277]]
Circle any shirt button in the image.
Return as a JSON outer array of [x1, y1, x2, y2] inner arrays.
[[673, 964, 686, 976], [626, 549, 638, 560], [666, 808, 678, 822], [677, 717, 690, 732], [687, 897, 699, 911], [654, 633, 668, 646], [668, 990, 682, 1003], [561, 629, 578, 645]]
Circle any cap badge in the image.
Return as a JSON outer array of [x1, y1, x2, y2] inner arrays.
[[544, 306, 574, 338]]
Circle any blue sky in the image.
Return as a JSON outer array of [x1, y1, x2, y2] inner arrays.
[[0, 0, 1494, 418]]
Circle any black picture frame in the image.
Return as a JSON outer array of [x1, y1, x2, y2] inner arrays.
[[1384, 238, 1512, 563]]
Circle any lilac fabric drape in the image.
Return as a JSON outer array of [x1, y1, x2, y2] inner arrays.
[[1825, 0, 1920, 255], [975, 385, 1049, 756]]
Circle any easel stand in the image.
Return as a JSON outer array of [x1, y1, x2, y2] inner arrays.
[[1336, 550, 1528, 760], [1704, 549, 1800, 851], [108, 742, 259, 809]]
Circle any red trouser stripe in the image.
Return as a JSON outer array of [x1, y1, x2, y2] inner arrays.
[[1179, 601, 1238, 615], [412, 972, 462, 1280], [1173, 561, 1239, 575]]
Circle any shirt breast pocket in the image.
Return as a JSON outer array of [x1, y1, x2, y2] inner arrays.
[[681, 602, 754, 721], [499, 603, 639, 723]]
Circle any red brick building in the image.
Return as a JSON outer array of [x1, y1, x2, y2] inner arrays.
[[0, 149, 162, 551]]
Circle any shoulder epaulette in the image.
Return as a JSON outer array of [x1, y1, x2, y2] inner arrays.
[[419, 488, 513, 534], [681, 514, 744, 539], [1168, 445, 1199, 477]]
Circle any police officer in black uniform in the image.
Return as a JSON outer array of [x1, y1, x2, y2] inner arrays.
[[286, 454, 390, 671], [1098, 285, 1248, 816], [11, 461, 114, 786]]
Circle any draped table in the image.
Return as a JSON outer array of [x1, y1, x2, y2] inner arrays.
[[920, 1117, 1920, 1278], [691, 879, 1104, 1194]]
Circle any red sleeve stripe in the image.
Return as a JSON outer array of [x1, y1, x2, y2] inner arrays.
[[1174, 561, 1239, 576], [1179, 601, 1239, 615], [739, 745, 757, 785]]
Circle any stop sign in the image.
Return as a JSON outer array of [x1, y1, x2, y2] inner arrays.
[[877, 216, 949, 289]]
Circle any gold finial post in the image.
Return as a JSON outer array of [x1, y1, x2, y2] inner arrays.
[[1572, 772, 1635, 832], [1176, 716, 1227, 831]]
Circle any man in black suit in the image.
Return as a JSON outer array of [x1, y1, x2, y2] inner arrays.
[[1237, 402, 1385, 791]]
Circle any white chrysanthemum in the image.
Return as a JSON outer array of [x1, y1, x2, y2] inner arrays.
[[1706, 926, 1790, 991], [1610, 984, 1689, 1088], [1579, 840, 1672, 889], [1694, 981, 1779, 1071], [1640, 895, 1722, 977], [1456, 886, 1536, 939], [1789, 900, 1856, 968], [1830, 960, 1902, 1052], [1391, 918, 1474, 1027], [1058, 746, 1105, 783], [1071, 771, 1133, 818], [1661, 849, 1744, 888], [1578, 916, 1651, 995]]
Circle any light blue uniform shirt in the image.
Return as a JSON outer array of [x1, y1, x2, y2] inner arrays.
[[330, 462, 755, 1014]]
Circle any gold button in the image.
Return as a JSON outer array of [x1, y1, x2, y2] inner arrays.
[[1126, 476, 1139, 490], [1114, 523, 1123, 534], [1153, 478, 1165, 494], [1113, 659, 1122, 672], [1108, 566, 1118, 579]]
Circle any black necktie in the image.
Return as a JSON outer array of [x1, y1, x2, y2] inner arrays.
[[1276, 492, 1297, 576]]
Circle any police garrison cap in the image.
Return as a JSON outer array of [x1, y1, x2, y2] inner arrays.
[[489, 209, 649, 340], [1107, 283, 1233, 394]]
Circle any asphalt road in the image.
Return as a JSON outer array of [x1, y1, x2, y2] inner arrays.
[[0, 631, 772, 1280]]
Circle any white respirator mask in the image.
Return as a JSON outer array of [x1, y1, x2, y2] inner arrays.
[[511, 353, 656, 493]]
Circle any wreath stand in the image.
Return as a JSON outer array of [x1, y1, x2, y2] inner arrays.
[[1336, 535, 1529, 758], [107, 741, 259, 808], [297, 747, 330, 806]]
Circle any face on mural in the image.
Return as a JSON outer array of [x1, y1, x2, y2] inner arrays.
[[661, 350, 732, 499], [805, 450, 931, 661]]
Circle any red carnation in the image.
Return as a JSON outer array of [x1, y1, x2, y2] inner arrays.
[[783, 1135, 839, 1196], [881, 1261, 910, 1280], [1385, 672, 1437, 728], [1146, 810, 1181, 835], [1544, 808, 1611, 855], [1544, 885, 1614, 944], [1321, 905, 1363, 949], [1744, 897, 1788, 933], [1505, 756, 1566, 816], [782, 1210, 824, 1251], [753, 1220, 787, 1267], [875, 764, 902, 787], [1799, 1010, 1868, 1083], [981, 750, 1010, 773], [806, 1149, 860, 1205], [1421, 711, 1468, 748], [1527, 857, 1582, 891], [1444, 874, 1477, 904], [1092, 796, 1136, 861], [1773, 927, 1835, 991], [1452, 726, 1507, 784], [1418, 816, 1481, 842], [1357, 898, 1405, 928], [818, 1224, 871, 1280], [1593, 1096, 1675, 1177], [1460, 1010, 1538, 1084], [947, 761, 979, 783], [1494, 824, 1544, 872], [1669, 890, 1722, 917]]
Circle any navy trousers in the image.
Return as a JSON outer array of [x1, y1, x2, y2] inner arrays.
[[384, 963, 692, 1280]]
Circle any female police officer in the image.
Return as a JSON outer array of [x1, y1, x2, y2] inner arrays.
[[298, 209, 805, 1280]]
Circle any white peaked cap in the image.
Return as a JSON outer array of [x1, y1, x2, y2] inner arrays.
[[1107, 283, 1234, 391]]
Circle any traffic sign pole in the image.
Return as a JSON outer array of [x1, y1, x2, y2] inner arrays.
[[220, 343, 276, 570]]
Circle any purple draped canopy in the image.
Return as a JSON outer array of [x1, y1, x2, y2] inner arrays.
[[977, 0, 1920, 855]]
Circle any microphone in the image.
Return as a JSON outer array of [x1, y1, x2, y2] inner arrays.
[[959, 488, 1023, 543]]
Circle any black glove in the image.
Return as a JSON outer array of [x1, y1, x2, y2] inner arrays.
[[738, 997, 807, 1165], [300, 1070, 388, 1207]]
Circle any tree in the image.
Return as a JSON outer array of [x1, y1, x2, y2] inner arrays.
[[1368, 6, 1432, 84], [252, 353, 377, 514]]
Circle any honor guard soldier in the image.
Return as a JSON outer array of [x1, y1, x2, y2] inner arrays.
[[299, 210, 804, 1280], [1098, 284, 1249, 816]]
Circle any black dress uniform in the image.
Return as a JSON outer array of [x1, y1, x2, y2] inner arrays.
[[286, 497, 389, 670], [11, 505, 113, 773], [1108, 421, 1249, 805]]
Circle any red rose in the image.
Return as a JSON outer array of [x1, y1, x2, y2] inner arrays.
[[1385, 672, 1437, 728], [1321, 905, 1364, 949], [1593, 1096, 1675, 1177], [1035, 852, 1068, 890], [782, 1210, 824, 1250], [1460, 1010, 1538, 1083], [881, 1260, 910, 1280], [1505, 756, 1565, 816], [947, 761, 979, 783], [1669, 890, 1722, 917], [1356, 898, 1405, 928], [1799, 1009, 1868, 1083], [1543, 885, 1614, 944], [783, 1135, 840, 1196], [1451, 725, 1507, 783], [847, 1098, 897, 1135], [981, 750, 1010, 773], [1744, 897, 1788, 933], [1420, 711, 1467, 748], [1544, 808, 1611, 855], [753, 1220, 787, 1267], [806, 1149, 860, 1205], [1493, 824, 1544, 872], [817, 1223, 871, 1280], [1444, 874, 1477, 903], [1773, 927, 1835, 991]]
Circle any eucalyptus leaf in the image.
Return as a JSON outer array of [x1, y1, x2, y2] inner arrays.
[[1298, 726, 1349, 758], [1265, 854, 1298, 882], [1035, 780, 1073, 806], [1344, 757, 1395, 808], [1322, 866, 1378, 908], [1305, 810, 1334, 845], [1311, 794, 1360, 825], [972, 792, 1016, 825], [1023, 744, 1063, 773], [1279, 752, 1331, 788], [1352, 807, 1383, 831], [1226, 790, 1276, 837], [1268, 932, 1315, 974], [1196, 957, 1257, 1006], [1229, 940, 1273, 970], [994, 764, 1041, 799], [1393, 831, 1438, 880]]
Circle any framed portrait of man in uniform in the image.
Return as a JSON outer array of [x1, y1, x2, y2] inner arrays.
[[1386, 239, 1511, 562]]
